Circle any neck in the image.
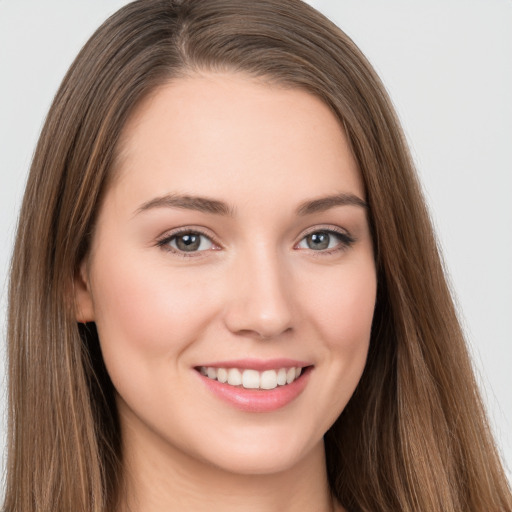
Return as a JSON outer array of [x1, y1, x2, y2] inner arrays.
[[117, 419, 340, 512]]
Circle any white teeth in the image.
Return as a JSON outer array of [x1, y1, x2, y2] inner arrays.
[[200, 365, 305, 389], [260, 370, 278, 389], [217, 367, 228, 383], [227, 368, 242, 386], [242, 369, 260, 389]]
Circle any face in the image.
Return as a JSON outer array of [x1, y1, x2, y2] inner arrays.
[[75, 73, 377, 476]]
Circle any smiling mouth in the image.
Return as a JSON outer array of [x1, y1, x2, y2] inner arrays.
[[196, 366, 308, 390]]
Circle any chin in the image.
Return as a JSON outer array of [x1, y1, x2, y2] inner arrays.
[[191, 427, 325, 476]]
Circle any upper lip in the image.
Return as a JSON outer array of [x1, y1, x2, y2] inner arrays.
[[195, 358, 312, 371]]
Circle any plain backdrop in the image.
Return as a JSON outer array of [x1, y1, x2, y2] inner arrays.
[[0, 0, 511, 484]]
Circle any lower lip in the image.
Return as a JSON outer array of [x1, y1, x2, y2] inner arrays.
[[196, 367, 312, 413]]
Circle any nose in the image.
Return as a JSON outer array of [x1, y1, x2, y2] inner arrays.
[[222, 248, 294, 339]]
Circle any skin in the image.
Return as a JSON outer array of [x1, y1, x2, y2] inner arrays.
[[75, 72, 377, 512]]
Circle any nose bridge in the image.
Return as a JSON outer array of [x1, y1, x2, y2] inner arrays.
[[223, 242, 294, 338]]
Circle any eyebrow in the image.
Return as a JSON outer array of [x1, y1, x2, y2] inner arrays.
[[134, 192, 367, 217], [296, 193, 368, 215], [135, 194, 234, 216]]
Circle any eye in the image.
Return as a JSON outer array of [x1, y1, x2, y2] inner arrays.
[[296, 229, 353, 252], [159, 231, 214, 253]]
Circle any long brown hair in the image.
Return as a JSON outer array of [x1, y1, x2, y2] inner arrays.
[[4, 1, 511, 511]]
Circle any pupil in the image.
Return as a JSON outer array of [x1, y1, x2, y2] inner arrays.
[[308, 232, 329, 250], [177, 234, 200, 251]]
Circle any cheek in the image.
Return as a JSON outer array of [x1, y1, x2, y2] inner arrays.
[[308, 261, 377, 349], [88, 249, 220, 368], [292, 257, 376, 432], [305, 258, 376, 404]]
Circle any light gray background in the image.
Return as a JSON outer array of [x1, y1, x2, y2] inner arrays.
[[0, 0, 511, 484]]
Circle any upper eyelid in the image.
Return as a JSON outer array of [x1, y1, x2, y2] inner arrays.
[[156, 226, 219, 244], [298, 224, 353, 241]]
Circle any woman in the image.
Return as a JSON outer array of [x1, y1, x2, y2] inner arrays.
[[3, 0, 511, 511]]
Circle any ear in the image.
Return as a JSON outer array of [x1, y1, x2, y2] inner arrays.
[[74, 259, 95, 323]]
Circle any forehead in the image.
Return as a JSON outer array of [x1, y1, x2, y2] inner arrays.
[[111, 72, 364, 209]]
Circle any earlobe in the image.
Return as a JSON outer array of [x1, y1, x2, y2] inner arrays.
[[74, 260, 95, 323]]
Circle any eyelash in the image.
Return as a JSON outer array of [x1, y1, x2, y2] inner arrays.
[[297, 226, 355, 255], [156, 227, 219, 258], [156, 226, 355, 258]]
